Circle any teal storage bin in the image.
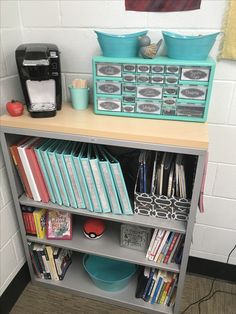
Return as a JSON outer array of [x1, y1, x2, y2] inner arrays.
[[83, 254, 137, 291], [162, 31, 219, 60], [95, 30, 148, 58]]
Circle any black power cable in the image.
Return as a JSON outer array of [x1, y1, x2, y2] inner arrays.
[[180, 244, 236, 314]]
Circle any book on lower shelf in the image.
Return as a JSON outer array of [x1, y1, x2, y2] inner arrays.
[[135, 267, 178, 307], [28, 242, 72, 281]]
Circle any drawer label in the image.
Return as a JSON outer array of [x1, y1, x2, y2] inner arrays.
[[96, 64, 121, 76], [97, 99, 121, 111], [97, 82, 121, 94], [123, 64, 136, 72], [181, 67, 210, 81], [179, 86, 207, 99], [136, 101, 161, 114], [151, 65, 164, 73], [137, 86, 162, 99]]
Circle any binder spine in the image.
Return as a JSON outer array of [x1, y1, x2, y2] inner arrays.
[[100, 162, 122, 214], [72, 156, 93, 211], [34, 148, 56, 203], [57, 154, 77, 208], [111, 163, 133, 215], [41, 150, 62, 205], [64, 155, 85, 209], [89, 159, 111, 213], [81, 158, 102, 213], [48, 152, 70, 207]]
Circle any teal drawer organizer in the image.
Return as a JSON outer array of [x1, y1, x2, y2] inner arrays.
[[93, 56, 216, 122]]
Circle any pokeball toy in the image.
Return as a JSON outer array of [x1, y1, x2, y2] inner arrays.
[[83, 218, 106, 239]]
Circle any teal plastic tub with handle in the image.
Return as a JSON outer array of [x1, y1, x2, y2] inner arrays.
[[162, 31, 220, 60], [83, 254, 137, 291], [95, 30, 148, 58]]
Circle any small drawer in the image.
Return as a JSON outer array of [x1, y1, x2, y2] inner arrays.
[[97, 81, 121, 95], [150, 75, 164, 84], [176, 103, 205, 118], [123, 74, 136, 82], [180, 67, 210, 81], [163, 98, 176, 106], [162, 106, 176, 116], [163, 86, 178, 96], [122, 104, 135, 112], [96, 63, 121, 77], [179, 85, 207, 100], [136, 100, 161, 114], [137, 64, 150, 73], [165, 65, 180, 74], [165, 75, 178, 84], [151, 65, 164, 73], [123, 95, 136, 103], [123, 64, 136, 72], [137, 86, 162, 99], [123, 84, 136, 93], [97, 98, 121, 111], [137, 74, 150, 83]]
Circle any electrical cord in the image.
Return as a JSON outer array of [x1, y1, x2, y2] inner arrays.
[[180, 244, 236, 314]]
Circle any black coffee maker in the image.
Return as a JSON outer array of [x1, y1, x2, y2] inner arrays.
[[15, 43, 62, 118]]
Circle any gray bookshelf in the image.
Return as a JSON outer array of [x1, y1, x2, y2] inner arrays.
[[0, 105, 208, 314]]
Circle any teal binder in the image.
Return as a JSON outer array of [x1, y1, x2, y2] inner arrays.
[[95, 145, 122, 214], [79, 143, 102, 213], [88, 145, 111, 213], [37, 139, 62, 205], [47, 140, 70, 207], [63, 142, 86, 209], [56, 141, 78, 208], [34, 138, 56, 203], [71, 142, 93, 211], [101, 147, 133, 215]]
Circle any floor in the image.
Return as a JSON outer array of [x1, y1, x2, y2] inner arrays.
[[10, 273, 236, 314]]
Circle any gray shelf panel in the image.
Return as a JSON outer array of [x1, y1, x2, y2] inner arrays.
[[20, 194, 186, 234], [27, 218, 180, 273], [34, 253, 173, 314]]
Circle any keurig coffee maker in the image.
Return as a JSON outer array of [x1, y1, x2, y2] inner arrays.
[[15, 43, 62, 118]]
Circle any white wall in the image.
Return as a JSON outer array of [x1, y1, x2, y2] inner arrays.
[[0, 1, 25, 296], [0, 0, 236, 294]]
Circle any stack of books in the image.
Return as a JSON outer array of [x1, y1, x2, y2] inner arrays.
[[136, 267, 178, 306], [22, 207, 72, 240], [28, 242, 72, 280], [146, 228, 184, 265], [10, 137, 132, 215]]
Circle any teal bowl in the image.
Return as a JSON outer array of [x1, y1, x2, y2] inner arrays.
[[83, 254, 137, 291], [95, 30, 148, 58], [162, 31, 220, 60]]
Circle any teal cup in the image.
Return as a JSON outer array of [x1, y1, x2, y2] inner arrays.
[[69, 86, 89, 110]]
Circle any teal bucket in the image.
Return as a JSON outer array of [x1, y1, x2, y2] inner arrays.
[[83, 255, 137, 291], [95, 30, 148, 58], [162, 31, 220, 60]]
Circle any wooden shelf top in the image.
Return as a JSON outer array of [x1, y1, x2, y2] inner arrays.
[[0, 103, 208, 150]]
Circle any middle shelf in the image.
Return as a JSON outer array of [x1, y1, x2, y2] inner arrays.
[[20, 194, 187, 234], [26, 216, 180, 273]]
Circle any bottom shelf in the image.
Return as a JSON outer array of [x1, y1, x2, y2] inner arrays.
[[33, 253, 173, 314]]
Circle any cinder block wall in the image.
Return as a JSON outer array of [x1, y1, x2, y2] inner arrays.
[[0, 0, 235, 295]]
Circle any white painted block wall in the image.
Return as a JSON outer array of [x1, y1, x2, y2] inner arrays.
[[0, 0, 235, 295]]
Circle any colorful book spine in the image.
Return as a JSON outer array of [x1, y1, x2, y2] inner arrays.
[[33, 208, 47, 239]]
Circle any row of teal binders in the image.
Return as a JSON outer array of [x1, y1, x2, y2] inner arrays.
[[32, 138, 133, 215]]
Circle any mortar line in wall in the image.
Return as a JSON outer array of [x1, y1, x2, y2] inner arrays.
[[208, 122, 236, 127], [17, 0, 24, 41], [204, 193, 236, 202], [20, 27, 221, 32], [226, 84, 236, 123], [194, 223, 236, 233]]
